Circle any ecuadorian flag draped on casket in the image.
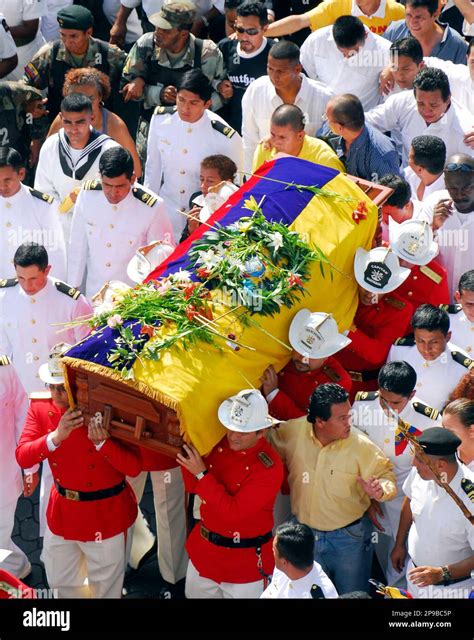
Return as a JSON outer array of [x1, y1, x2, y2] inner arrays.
[[64, 158, 377, 455]]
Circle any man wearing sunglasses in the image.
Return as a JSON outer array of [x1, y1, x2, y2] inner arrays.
[[218, 1, 275, 132], [423, 156, 474, 300]]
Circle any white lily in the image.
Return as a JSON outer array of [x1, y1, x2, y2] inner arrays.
[[196, 249, 222, 270], [268, 231, 284, 252]]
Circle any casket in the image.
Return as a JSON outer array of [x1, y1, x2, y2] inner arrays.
[[63, 158, 392, 458]]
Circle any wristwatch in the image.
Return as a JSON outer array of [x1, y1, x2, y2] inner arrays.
[[195, 470, 208, 481], [441, 565, 452, 585]]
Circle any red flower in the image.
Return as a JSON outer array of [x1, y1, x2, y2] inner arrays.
[[197, 267, 211, 280], [352, 201, 368, 224], [288, 273, 303, 287], [184, 283, 199, 300], [140, 324, 155, 337], [185, 304, 198, 321]]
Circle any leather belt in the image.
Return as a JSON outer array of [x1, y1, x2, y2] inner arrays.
[[348, 369, 379, 382], [55, 480, 126, 502], [200, 525, 272, 548], [410, 560, 469, 586]]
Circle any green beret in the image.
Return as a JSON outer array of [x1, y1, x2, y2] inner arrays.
[[57, 6, 94, 30], [418, 427, 461, 456]]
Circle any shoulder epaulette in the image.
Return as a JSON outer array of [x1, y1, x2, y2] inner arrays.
[[132, 187, 158, 207], [451, 350, 474, 370], [393, 335, 415, 346], [322, 365, 341, 382], [83, 179, 102, 191], [211, 119, 236, 138], [310, 584, 326, 599], [355, 390, 379, 402], [257, 451, 274, 468], [384, 295, 406, 310], [0, 355, 11, 366], [419, 265, 442, 284], [0, 278, 18, 288], [27, 187, 54, 204], [461, 478, 474, 503], [153, 105, 177, 115], [439, 304, 462, 314], [412, 401, 439, 421], [54, 280, 81, 300]]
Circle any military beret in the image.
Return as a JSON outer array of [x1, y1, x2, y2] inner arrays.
[[57, 6, 94, 30], [418, 427, 461, 456]]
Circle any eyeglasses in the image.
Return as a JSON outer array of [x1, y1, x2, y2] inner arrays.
[[234, 25, 261, 35], [46, 383, 67, 393], [445, 163, 473, 173]]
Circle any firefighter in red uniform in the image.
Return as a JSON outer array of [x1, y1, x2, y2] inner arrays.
[[335, 247, 414, 400], [177, 389, 284, 598], [388, 217, 449, 318], [15, 344, 141, 598], [260, 309, 352, 421]]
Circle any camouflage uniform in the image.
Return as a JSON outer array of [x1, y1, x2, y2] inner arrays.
[[23, 38, 127, 122], [0, 81, 45, 160], [121, 32, 227, 162]]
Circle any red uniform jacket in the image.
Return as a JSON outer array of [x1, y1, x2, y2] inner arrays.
[[268, 357, 352, 421], [182, 436, 283, 584], [16, 398, 140, 542], [139, 448, 179, 471], [335, 294, 413, 397], [394, 261, 449, 327]]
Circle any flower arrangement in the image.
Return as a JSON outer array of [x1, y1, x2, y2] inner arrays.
[[66, 195, 336, 379]]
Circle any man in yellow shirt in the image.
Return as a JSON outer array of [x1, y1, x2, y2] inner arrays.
[[268, 382, 397, 594], [265, 0, 405, 38], [252, 104, 345, 173]]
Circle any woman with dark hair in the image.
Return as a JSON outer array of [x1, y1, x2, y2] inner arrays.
[[47, 67, 141, 177], [443, 397, 474, 471]]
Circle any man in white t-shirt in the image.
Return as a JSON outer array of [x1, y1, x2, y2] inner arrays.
[[0, 0, 46, 81]]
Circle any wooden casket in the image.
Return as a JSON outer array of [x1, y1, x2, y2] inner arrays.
[[62, 159, 392, 458]]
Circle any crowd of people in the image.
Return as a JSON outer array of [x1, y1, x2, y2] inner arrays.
[[0, 0, 473, 602]]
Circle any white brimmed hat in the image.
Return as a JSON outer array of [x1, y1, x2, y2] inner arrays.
[[127, 241, 175, 284], [354, 247, 410, 294], [39, 343, 71, 385], [193, 182, 239, 223], [288, 309, 351, 359], [388, 218, 438, 266], [218, 389, 276, 432]]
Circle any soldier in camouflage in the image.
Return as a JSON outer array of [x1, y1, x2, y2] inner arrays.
[[23, 6, 126, 124], [0, 81, 47, 164], [121, 0, 231, 165]]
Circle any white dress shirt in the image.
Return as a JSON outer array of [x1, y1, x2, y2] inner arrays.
[[68, 182, 174, 297], [425, 57, 474, 115], [403, 166, 445, 204], [365, 92, 474, 166], [353, 393, 441, 537], [0, 0, 46, 81], [300, 26, 390, 111], [387, 342, 473, 410], [34, 132, 119, 243], [403, 464, 474, 597], [144, 109, 243, 242], [0, 277, 92, 393], [41, 0, 72, 42], [260, 562, 339, 599], [446, 307, 474, 356], [0, 184, 66, 281], [0, 359, 28, 508], [241, 74, 333, 174], [421, 192, 474, 300]]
